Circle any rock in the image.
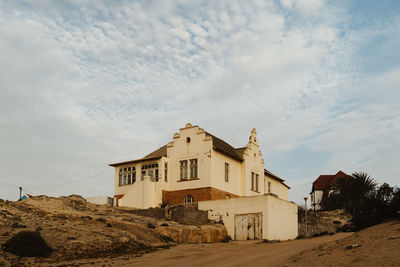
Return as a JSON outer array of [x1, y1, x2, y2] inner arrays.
[[120, 236, 130, 244], [11, 222, 27, 228], [345, 244, 361, 250], [388, 235, 400, 240]]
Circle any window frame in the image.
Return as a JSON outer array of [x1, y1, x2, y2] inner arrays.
[[180, 160, 188, 180], [184, 194, 194, 204], [190, 159, 198, 179], [141, 163, 159, 182], [164, 162, 168, 182], [224, 162, 229, 182], [251, 172, 259, 192]]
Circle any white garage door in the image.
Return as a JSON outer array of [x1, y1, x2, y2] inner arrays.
[[234, 213, 262, 240]]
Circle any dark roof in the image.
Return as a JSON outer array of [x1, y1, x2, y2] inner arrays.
[[264, 169, 291, 189], [110, 131, 247, 166], [235, 147, 247, 159], [109, 145, 167, 167], [143, 145, 167, 159], [312, 171, 348, 191], [205, 132, 243, 162]]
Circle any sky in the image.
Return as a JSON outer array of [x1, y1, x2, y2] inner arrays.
[[0, 0, 399, 205]]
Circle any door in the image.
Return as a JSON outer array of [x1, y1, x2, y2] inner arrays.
[[234, 213, 262, 240]]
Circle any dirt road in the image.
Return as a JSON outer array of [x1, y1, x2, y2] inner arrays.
[[112, 233, 351, 267]]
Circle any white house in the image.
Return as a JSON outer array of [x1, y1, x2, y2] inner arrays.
[[110, 123, 290, 208], [109, 124, 298, 240], [310, 171, 348, 210]]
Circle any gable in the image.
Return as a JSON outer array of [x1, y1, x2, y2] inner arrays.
[[205, 132, 243, 162], [312, 171, 348, 191]]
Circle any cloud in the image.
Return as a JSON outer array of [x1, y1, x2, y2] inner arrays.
[[0, 1, 398, 205]]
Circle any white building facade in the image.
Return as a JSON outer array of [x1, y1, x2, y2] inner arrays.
[[110, 123, 291, 208]]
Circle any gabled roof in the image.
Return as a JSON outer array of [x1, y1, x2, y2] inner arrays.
[[109, 129, 251, 166], [109, 145, 167, 167], [205, 132, 243, 162], [312, 171, 348, 191], [264, 169, 291, 189]]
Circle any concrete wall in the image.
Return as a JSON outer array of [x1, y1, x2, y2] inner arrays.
[[264, 195, 298, 240], [85, 196, 113, 205], [198, 195, 298, 241]]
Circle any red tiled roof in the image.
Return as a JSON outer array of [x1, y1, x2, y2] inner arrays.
[[312, 171, 348, 191]]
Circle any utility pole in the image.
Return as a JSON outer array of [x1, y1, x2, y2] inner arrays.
[[19, 187, 22, 201], [304, 197, 308, 238]]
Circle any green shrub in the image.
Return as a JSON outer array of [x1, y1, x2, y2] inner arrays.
[[2, 231, 53, 257]]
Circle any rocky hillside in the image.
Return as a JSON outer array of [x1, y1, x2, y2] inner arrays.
[[0, 195, 227, 266], [298, 209, 351, 237]]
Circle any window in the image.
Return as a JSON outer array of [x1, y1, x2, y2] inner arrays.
[[256, 174, 259, 192], [268, 182, 271, 193], [184, 194, 194, 204], [180, 160, 188, 180], [119, 166, 136, 186], [141, 163, 159, 182], [190, 159, 198, 178], [225, 163, 229, 182], [180, 159, 198, 180], [186, 137, 191, 143], [251, 172, 259, 192], [164, 163, 168, 182]]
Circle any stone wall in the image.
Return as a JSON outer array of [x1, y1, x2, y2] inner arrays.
[[169, 204, 209, 225]]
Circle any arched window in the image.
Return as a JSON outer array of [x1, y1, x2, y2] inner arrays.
[[184, 194, 194, 204]]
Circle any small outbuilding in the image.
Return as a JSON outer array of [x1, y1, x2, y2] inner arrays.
[[198, 194, 298, 241]]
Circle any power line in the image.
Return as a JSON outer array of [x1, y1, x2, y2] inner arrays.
[[0, 181, 18, 188], [0, 169, 111, 193], [23, 169, 111, 188]]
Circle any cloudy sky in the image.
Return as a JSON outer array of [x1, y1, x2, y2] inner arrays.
[[0, 0, 399, 204]]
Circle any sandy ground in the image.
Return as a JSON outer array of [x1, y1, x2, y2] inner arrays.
[[51, 233, 351, 266], [286, 220, 400, 267], [52, 220, 400, 266]]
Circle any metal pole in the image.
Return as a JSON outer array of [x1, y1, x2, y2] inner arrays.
[[304, 197, 308, 238]]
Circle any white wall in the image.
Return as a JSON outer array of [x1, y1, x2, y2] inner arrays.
[[264, 176, 289, 201], [198, 195, 298, 241], [112, 125, 290, 208], [311, 190, 324, 210], [85, 196, 113, 205], [210, 150, 242, 196], [167, 125, 213, 190], [264, 195, 298, 240]]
